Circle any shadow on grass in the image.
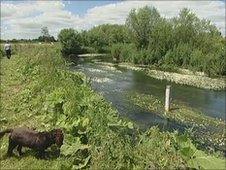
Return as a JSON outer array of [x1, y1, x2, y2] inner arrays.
[[0, 149, 61, 161], [170, 107, 180, 111]]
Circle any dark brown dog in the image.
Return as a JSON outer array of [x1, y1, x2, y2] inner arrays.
[[0, 127, 64, 158]]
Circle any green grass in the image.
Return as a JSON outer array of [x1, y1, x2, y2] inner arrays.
[[0, 44, 74, 169], [0, 44, 225, 169]]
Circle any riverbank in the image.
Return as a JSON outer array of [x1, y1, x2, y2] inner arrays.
[[129, 93, 225, 153], [0, 44, 225, 169], [78, 53, 107, 57], [146, 69, 225, 90], [95, 61, 225, 90]]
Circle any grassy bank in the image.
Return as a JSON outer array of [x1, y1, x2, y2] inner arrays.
[[0, 44, 225, 169], [129, 93, 225, 154]]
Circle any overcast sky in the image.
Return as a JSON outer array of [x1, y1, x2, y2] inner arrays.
[[1, 0, 225, 39]]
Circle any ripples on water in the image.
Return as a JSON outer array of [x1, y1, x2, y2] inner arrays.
[[71, 57, 225, 152]]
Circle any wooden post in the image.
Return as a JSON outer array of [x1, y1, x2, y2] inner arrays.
[[165, 85, 171, 112]]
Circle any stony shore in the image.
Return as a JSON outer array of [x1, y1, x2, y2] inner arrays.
[[96, 62, 225, 90]]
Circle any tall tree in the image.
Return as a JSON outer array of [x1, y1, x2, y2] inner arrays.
[[126, 6, 161, 49], [41, 27, 50, 38], [40, 27, 50, 42]]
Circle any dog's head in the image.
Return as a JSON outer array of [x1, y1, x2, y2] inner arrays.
[[52, 129, 64, 147]]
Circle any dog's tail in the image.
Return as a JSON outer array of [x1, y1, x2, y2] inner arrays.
[[0, 129, 12, 139]]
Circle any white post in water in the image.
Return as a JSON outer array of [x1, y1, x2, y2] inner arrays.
[[165, 85, 171, 112]]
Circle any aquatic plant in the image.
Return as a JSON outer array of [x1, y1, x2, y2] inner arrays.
[[129, 92, 225, 154]]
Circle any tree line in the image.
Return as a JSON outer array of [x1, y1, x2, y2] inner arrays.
[[1, 27, 56, 43], [58, 6, 225, 77]]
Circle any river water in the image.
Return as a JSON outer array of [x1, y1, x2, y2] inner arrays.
[[71, 57, 225, 131]]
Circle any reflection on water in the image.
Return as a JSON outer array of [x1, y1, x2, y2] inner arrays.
[[71, 58, 225, 131]]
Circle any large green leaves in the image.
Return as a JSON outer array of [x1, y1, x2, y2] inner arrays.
[[175, 135, 225, 169], [61, 137, 89, 157]]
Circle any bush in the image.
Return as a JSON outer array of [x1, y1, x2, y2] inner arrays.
[[82, 46, 98, 54], [189, 49, 205, 72], [111, 43, 138, 62], [204, 52, 226, 77], [164, 43, 191, 67], [111, 43, 122, 61], [58, 28, 82, 56]]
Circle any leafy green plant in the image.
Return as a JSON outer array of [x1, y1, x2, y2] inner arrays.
[[173, 134, 225, 169]]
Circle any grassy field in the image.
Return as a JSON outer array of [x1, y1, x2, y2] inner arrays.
[[0, 44, 225, 169]]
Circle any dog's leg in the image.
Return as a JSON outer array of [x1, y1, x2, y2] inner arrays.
[[7, 138, 17, 156], [17, 145, 23, 156]]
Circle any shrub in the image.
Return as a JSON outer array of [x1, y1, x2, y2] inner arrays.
[[58, 28, 82, 56], [165, 43, 191, 67], [111, 43, 138, 63], [82, 46, 98, 54], [111, 43, 122, 61]]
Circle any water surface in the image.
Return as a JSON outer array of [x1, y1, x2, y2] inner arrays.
[[71, 57, 225, 131]]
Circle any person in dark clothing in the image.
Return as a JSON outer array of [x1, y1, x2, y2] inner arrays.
[[4, 40, 11, 59]]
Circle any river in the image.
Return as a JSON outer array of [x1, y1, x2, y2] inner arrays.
[[70, 56, 225, 132]]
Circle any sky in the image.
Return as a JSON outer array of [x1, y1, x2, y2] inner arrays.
[[0, 0, 225, 39]]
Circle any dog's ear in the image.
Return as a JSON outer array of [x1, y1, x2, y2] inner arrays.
[[54, 129, 64, 147]]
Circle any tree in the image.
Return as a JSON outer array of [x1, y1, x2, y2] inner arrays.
[[41, 27, 50, 38], [38, 27, 56, 42], [126, 6, 161, 49], [148, 18, 174, 58], [81, 24, 130, 52], [58, 28, 82, 55], [40, 27, 50, 42]]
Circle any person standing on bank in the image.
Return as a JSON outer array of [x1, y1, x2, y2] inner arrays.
[[4, 40, 12, 59]]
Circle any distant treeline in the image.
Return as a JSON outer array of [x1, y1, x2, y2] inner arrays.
[[0, 36, 57, 43], [60, 7, 225, 76]]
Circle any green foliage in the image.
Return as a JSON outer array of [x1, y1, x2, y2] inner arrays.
[[126, 6, 161, 49], [39, 26, 55, 42], [1, 44, 225, 169], [129, 92, 225, 154], [164, 43, 192, 67], [80, 24, 130, 53], [56, 6, 225, 77], [110, 43, 122, 61], [58, 28, 82, 55], [174, 134, 225, 169], [110, 7, 225, 77]]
